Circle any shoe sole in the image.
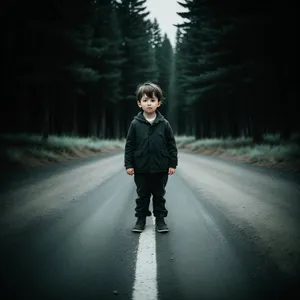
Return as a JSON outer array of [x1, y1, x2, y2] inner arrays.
[[132, 228, 144, 233], [157, 228, 169, 233]]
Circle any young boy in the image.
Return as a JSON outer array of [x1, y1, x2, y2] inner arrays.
[[124, 82, 178, 233]]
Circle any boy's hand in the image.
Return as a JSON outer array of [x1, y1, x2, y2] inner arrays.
[[168, 168, 175, 175], [126, 168, 135, 176]]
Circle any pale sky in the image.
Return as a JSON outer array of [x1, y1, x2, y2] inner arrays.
[[145, 0, 188, 47]]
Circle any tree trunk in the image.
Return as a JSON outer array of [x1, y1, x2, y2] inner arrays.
[[185, 113, 190, 136], [114, 106, 120, 139], [88, 95, 97, 137], [99, 107, 106, 139], [194, 108, 202, 139], [72, 99, 78, 136], [89, 114, 97, 137], [251, 115, 263, 144], [203, 118, 210, 138], [222, 113, 230, 138], [215, 115, 222, 138], [42, 100, 50, 141]]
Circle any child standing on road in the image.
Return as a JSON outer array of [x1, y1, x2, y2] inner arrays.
[[124, 82, 178, 233]]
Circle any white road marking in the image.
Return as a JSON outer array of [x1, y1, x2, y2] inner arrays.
[[132, 216, 157, 300]]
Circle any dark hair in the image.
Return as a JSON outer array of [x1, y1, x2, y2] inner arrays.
[[136, 82, 164, 102]]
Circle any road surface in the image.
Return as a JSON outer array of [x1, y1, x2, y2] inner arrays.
[[0, 151, 299, 300]]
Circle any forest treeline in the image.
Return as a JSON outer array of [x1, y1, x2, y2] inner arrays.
[[1, 0, 298, 142]]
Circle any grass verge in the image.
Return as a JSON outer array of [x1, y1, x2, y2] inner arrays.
[[175, 133, 300, 172], [1, 133, 299, 172], [0, 134, 124, 168]]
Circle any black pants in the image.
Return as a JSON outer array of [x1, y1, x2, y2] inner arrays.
[[134, 172, 169, 218]]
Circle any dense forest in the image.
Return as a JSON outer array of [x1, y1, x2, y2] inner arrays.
[[1, 0, 298, 142]]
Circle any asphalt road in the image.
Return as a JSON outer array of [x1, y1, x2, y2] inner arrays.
[[0, 151, 299, 300]]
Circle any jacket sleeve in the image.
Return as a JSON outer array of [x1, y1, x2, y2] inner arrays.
[[166, 121, 178, 168], [124, 121, 136, 169]]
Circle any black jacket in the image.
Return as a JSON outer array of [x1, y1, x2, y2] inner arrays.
[[124, 111, 178, 173]]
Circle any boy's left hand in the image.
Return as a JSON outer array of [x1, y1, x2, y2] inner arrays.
[[168, 168, 175, 175]]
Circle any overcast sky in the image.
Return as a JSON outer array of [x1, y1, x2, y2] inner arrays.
[[145, 0, 187, 47]]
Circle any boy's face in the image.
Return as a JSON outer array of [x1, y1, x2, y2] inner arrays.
[[137, 93, 161, 113]]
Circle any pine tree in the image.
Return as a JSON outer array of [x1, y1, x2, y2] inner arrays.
[[148, 19, 173, 117], [116, 0, 158, 133], [157, 34, 173, 117], [150, 18, 163, 48], [175, 0, 280, 140], [2, 0, 100, 138], [87, 0, 123, 138]]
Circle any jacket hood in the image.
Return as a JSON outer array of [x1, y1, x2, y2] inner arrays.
[[134, 111, 165, 124]]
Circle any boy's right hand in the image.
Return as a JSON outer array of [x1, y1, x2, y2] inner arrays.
[[126, 168, 135, 176]]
